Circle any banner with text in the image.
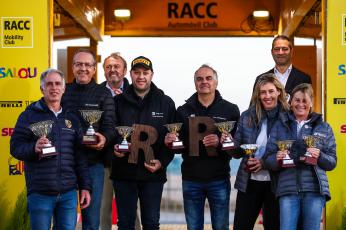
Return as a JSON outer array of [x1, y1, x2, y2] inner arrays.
[[326, 1, 346, 229], [0, 0, 51, 224]]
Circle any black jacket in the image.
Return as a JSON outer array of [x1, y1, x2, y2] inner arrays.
[[254, 66, 312, 95], [177, 91, 240, 182], [10, 98, 91, 195], [62, 79, 116, 165], [111, 83, 176, 182]]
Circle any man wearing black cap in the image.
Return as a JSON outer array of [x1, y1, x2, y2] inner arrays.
[[111, 56, 176, 229]]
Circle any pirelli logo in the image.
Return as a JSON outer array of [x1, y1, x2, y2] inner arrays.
[[132, 58, 151, 66], [0, 100, 22, 108], [333, 98, 346, 104]]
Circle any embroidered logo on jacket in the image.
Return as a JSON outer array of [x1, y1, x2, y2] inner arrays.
[[65, 119, 72, 128], [152, 112, 164, 118]]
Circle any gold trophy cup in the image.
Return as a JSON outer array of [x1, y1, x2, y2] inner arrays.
[[240, 144, 258, 172], [164, 123, 184, 149], [115, 126, 133, 152], [301, 135, 320, 165], [277, 140, 295, 168], [29, 120, 57, 158], [79, 110, 103, 145], [215, 121, 236, 150]]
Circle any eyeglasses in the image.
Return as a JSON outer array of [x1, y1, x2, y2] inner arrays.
[[73, 62, 95, 69]]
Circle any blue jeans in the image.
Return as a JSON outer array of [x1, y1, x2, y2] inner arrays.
[[113, 180, 164, 230], [27, 190, 77, 230], [81, 163, 104, 230], [182, 179, 230, 230], [279, 192, 325, 230]]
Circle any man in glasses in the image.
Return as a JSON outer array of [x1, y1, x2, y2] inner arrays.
[[62, 48, 116, 230], [253, 35, 311, 97]]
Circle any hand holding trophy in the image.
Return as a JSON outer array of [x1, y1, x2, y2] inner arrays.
[[79, 110, 103, 145], [276, 140, 295, 168], [215, 121, 236, 150], [115, 126, 133, 152], [240, 144, 258, 172], [301, 135, 320, 165], [29, 120, 57, 158], [164, 123, 184, 149]]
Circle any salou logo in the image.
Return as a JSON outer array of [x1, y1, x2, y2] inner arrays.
[[0, 67, 37, 79], [338, 64, 346, 77]]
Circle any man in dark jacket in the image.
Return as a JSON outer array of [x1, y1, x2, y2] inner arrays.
[[61, 49, 116, 230], [10, 68, 91, 230], [111, 56, 176, 230], [165, 64, 240, 230], [253, 35, 312, 97], [99, 52, 132, 230]]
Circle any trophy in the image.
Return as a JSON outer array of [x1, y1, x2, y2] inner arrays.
[[29, 120, 57, 158], [215, 121, 236, 150], [301, 135, 320, 165], [79, 110, 103, 145], [164, 123, 184, 149], [240, 144, 258, 172], [277, 140, 295, 168], [115, 126, 133, 152]]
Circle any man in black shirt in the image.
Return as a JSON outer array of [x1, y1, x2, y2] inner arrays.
[[165, 64, 240, 230]]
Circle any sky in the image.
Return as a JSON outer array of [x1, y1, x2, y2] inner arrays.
[[53, 36, 274, 113], [53, 36, 316, 113]]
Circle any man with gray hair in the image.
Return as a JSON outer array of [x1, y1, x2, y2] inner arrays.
[[10, 68, 91, 229], [165, 64, 240, 230]]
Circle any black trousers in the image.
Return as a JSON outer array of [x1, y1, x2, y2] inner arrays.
[[233, 179, 280, 230]]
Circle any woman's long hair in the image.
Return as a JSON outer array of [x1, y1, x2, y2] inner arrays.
[[249, 73, 289, 126]]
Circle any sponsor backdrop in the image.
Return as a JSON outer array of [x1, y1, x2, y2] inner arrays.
[[0, 0, 51, 219], [326, 0, 346, 229]]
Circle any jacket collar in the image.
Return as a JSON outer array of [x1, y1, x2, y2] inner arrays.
[[287, 111, 322, 126], [121, 82, 164, 106], [185, 90, 222, 110], [71, 78, 96, 90]]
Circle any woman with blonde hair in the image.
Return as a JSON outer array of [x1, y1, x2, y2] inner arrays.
[[230, 73, 289, 230], [264, 83, 336, 230]]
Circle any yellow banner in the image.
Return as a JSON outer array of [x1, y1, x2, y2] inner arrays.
[[326, 1, 346, 229], [0, 0, 51, 223]]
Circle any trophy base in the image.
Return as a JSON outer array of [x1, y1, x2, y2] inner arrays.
[[40, 146, 57, 158], [279, 159, 295, 168], [170, 141, 184, 150], [82, 135, 98, 145], [300, 156, 317, 165], [221, 142, 235, 150], [115, 144, 130, 152]]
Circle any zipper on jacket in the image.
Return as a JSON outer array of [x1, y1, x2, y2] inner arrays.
[[56, 116, 62, 193]]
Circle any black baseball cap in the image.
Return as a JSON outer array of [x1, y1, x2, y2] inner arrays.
[[131, 56, 153, 71]]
